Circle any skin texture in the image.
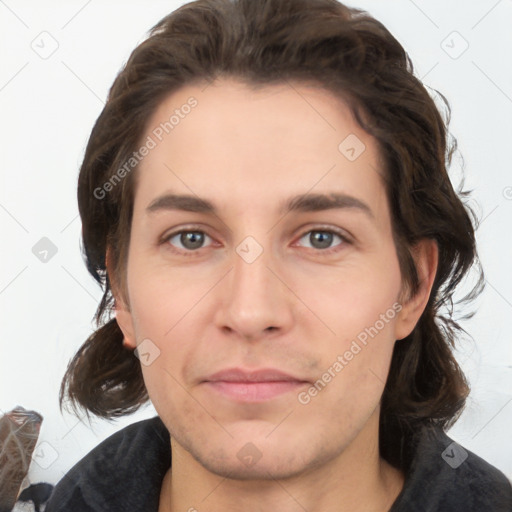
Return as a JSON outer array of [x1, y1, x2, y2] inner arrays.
[[110, 78, 438, 512]]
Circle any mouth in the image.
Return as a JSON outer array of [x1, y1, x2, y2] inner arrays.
[[201, 368, 310, 402]]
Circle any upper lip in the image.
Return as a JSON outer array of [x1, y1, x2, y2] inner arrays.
[[203, 368, 308, 383]]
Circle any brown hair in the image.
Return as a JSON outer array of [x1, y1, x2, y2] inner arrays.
[[60, 0, 483, 472]]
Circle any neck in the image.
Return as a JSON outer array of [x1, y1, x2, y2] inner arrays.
[[159, 411, 404, 512]]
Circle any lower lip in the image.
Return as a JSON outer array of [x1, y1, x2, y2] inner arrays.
[[204, 381, 307, 401]]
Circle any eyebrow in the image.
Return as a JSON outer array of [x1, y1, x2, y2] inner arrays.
[[146, 192, 374, 219]]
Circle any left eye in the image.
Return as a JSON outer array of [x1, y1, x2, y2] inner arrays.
[[296, 230, 346, 251]]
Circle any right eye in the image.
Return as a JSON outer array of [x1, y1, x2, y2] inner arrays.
[[162, 229, 215, 255]]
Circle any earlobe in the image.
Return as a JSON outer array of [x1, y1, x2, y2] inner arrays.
[[106, 247, 137, 349], [114, 300, 137, 349], [394, 239, 438, 341]]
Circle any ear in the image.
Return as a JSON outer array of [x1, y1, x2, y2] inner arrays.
[[394, 239, 438, 341], [106, 247, 137, 349]]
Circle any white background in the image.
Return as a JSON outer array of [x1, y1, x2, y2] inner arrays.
[[1, 0, 511, 495]]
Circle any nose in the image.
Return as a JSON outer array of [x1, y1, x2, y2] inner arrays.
[[213, 239, 294, 342]]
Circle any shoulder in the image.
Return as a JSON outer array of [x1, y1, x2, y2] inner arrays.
[[391, 425, 512, 512], [45, 416, 171, 512]]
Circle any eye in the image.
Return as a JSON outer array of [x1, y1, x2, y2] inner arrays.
[[163, 229, 213, 253], [161, 227, 350, 256], [296, 229, 348, 253]]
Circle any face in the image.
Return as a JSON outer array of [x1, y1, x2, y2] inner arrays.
[[113, 78, 432, 480]]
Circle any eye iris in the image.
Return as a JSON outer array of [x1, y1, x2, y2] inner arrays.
[[311, 231, 333, 249], [181, 232, 204, 249]]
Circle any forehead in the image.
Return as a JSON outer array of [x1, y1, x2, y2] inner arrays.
[[133, 78, 386, 217]]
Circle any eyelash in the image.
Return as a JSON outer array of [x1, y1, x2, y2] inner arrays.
[[160, 226, 351, 257]]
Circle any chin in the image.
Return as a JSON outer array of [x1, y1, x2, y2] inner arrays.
[[186, 429, 332, 482], [198, 450, 312, 482]]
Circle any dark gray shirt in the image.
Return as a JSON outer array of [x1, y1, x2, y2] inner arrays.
[[45, 416, 512, 511]]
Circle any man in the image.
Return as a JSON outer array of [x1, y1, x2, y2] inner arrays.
[[46, 0, 512, 510]]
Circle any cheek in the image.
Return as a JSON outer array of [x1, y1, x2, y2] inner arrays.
[[127, 259, 208, 337], [295, 252, 402, 337], [295, 252, 402, 398], [126, 262, 217, 382]]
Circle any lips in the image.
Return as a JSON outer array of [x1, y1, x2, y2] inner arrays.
[[204, 368, 307, 383], [202, 368, 309, 402]]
